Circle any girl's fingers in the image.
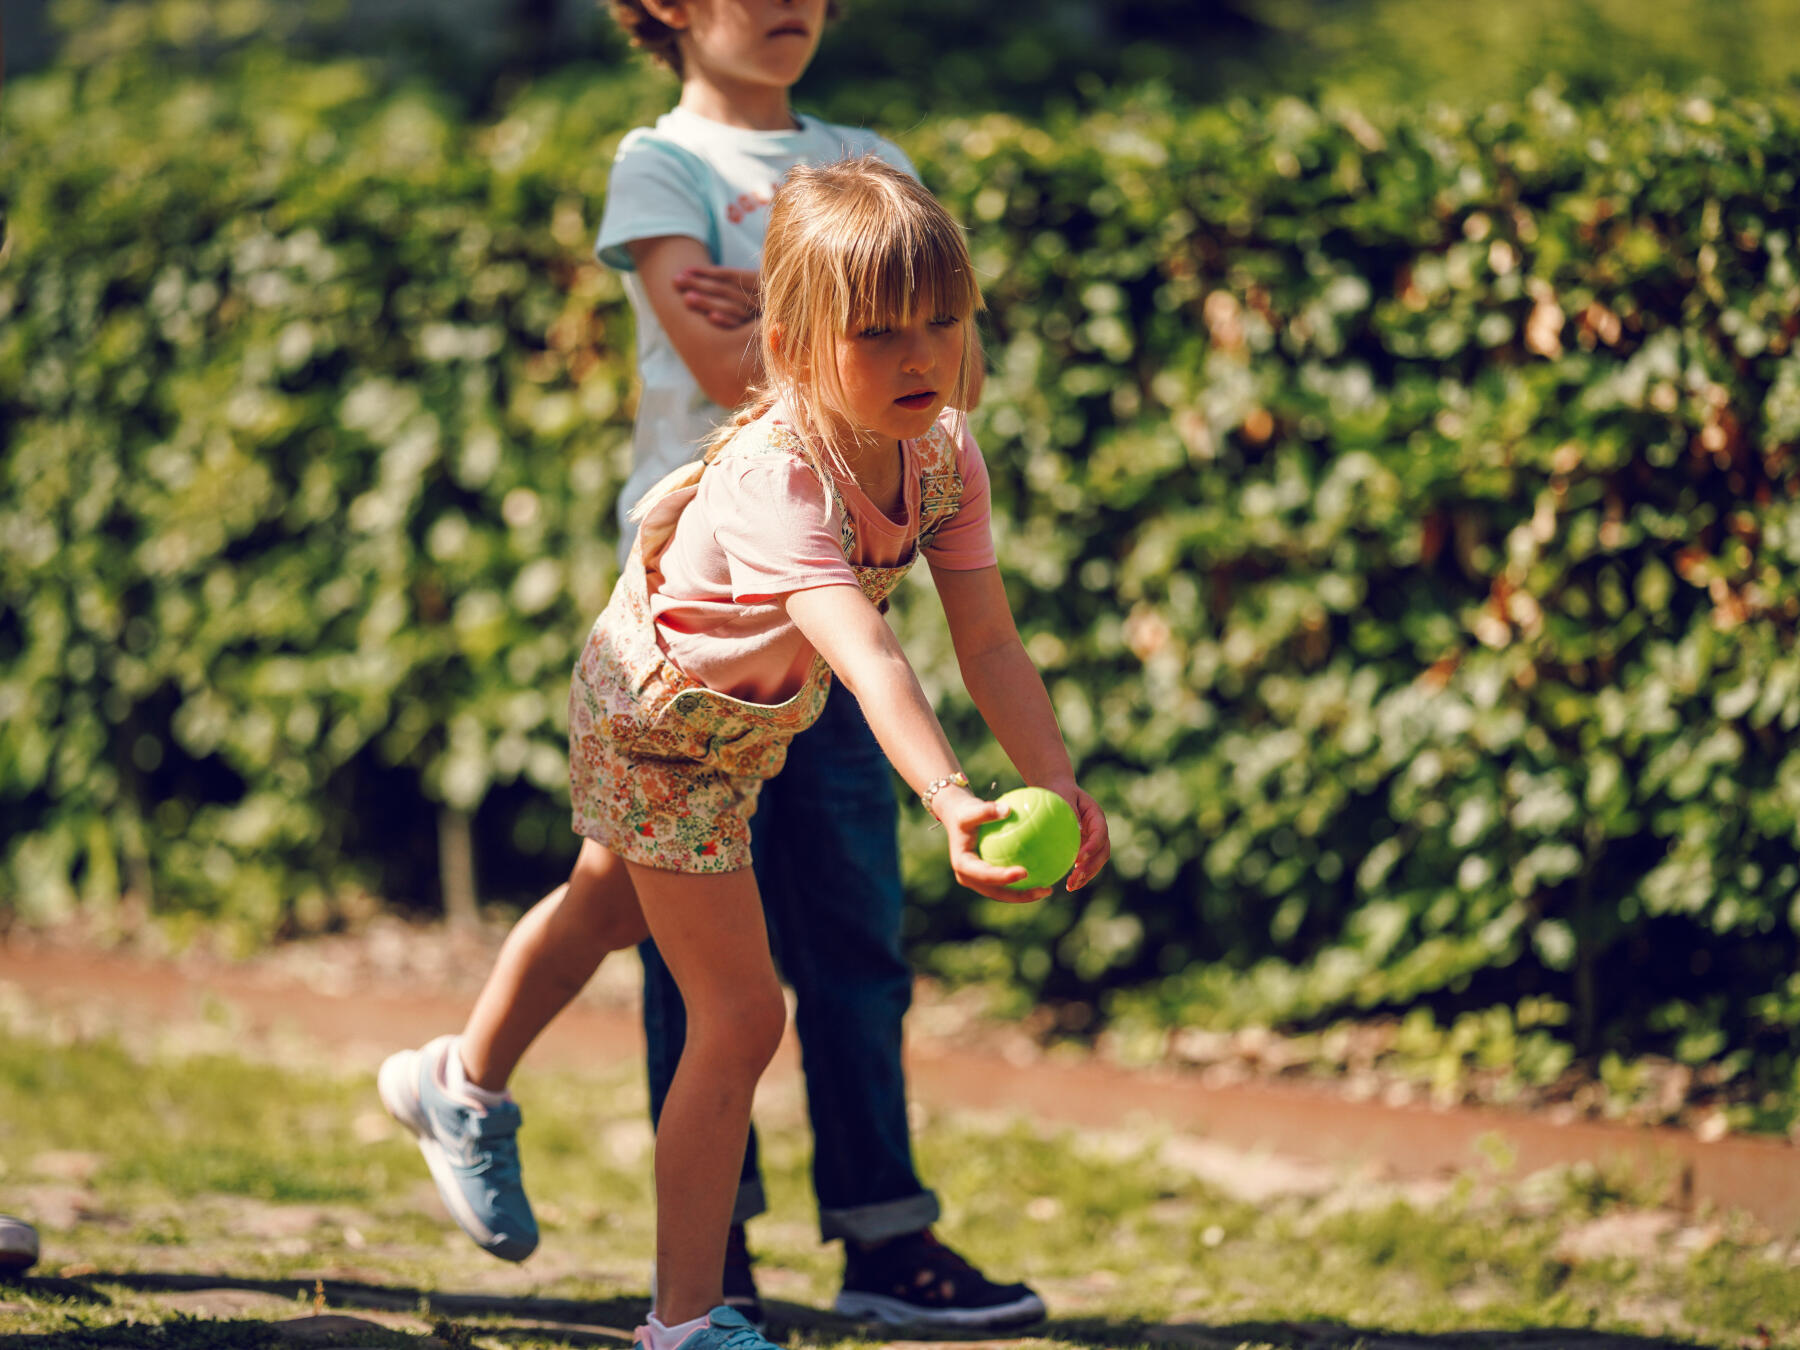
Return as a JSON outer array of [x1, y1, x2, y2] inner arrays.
[[982, 882, 1053, 904], [946, 834, 1019, 882], [1065, 793, 1112, 891], [962, 799, 1011, 827], [958, 867, 1050, 904], [949, 837, 1051, 903]]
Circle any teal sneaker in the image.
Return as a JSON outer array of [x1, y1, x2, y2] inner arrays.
[[636, 1306, 780, 1350], [377, 1035, 537, 1261]]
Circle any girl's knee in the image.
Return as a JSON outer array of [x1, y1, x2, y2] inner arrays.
[[744, 983, 787, 1065], [695, 978, 786, 1071]]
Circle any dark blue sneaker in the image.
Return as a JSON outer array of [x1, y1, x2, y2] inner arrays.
[[835, 1229, 1045, 1329], [377, 1035, 537, 1261]]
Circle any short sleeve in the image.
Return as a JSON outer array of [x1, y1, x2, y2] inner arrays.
[[595, 133, 715, 271], [923, 421, 998, 570], [709, 457, 860, 601]]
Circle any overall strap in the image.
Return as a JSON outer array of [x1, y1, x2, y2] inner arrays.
[[757, 418, 968, 561], [912, 418, 966, 551]]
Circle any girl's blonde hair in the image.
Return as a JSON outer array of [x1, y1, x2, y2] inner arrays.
[[676, 156, 985, 507]]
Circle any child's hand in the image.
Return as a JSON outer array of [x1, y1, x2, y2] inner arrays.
[[1061, 785, 1111, 892], [934, 790, 1054, 904], [674, 265, 760, 329]]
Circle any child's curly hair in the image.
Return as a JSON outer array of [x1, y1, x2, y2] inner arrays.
[[607, 1, 840, 76]]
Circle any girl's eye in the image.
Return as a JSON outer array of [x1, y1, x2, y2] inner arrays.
[[857, 325, 890, 339], [931, 314, 960, 327]]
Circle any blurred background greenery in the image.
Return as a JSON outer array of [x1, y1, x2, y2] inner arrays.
[[7, 0, 1800, 118], [5, 0, 1800, 1133]]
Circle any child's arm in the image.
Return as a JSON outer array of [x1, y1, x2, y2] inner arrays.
[[929, 564, 1111, 891], [626, 236, 762, 409], [784, 584, 1053, 902], [673, 264, 759, 329]]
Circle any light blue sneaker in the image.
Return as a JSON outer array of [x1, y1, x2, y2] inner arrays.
[[377, 1034, 537, 1262], [636, 1306, 781, 1350]]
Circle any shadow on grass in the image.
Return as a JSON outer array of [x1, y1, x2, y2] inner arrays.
[[778, 1304, 1709, 1350], [0, 1275, 1719, 1350], [1077, 1317, 1713, 1349]]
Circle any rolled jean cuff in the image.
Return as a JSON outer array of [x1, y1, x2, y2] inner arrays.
[[731, 1177, 768, 1226], [818, 1189, 941, 1244]]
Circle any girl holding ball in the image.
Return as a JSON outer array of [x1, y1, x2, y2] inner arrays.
[[411, 155, 1107, 1350]]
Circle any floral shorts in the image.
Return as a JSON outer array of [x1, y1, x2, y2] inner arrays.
[[566, 605, 817, 875], [569, 722, 765, 873]]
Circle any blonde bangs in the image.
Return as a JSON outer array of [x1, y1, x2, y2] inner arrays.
[[837, 202, 984, 334], [680, 156, 987, 510]]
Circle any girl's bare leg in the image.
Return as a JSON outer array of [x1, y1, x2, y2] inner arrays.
[[458, 839, 649, 1091], [626, 860, 786, 1325]]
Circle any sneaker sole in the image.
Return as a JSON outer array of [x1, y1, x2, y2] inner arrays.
[[0, 1221, 39, 1277], [833, 1290, 1047, 1330], [0, 1249, 36, 1276], [377, 1046, 534, 1262]]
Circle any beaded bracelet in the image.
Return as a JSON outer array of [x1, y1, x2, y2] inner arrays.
[[919, 771, 969, 814]]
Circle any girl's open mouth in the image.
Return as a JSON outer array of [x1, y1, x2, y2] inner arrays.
[[895, 391, 935, 410]]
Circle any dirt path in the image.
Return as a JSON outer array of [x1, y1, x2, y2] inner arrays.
[[2, 925, 1795, 1234]]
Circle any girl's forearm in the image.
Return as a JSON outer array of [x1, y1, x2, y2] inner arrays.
[[787, 586, 967, 798], [830, 642, 967, 798], [959, 638, 1077, 791]]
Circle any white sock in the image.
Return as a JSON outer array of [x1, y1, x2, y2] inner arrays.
[[445, 1038, 510, 1109], [644, 1310, 712, 1350]]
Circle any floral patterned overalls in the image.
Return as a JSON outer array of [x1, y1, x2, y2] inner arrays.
[[569, 415, 966, 874]]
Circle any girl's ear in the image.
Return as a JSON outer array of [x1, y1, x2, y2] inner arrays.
[[765, 321, 793, 373], [642, 0, 688, 30]]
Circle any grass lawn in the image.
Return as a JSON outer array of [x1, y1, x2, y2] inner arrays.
[[0, 998, 1797, 1348]]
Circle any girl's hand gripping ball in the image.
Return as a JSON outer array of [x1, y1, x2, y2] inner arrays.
[[976, 787, 1082, 891]]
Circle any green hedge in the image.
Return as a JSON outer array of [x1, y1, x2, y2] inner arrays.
[[5, 10, 1800, 1121], [893, 90, 1800, 1120]]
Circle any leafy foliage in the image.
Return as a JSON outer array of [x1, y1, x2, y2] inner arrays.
[[890, 88, 1800, 1124], [5, 5, 1800, 1110]]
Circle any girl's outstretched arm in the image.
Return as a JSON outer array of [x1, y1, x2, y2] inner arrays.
[[784, 584, 1053, 902], [930, 564, 1111, 891]]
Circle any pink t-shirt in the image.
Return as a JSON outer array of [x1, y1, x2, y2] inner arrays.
[[649, 407, 997, 703]]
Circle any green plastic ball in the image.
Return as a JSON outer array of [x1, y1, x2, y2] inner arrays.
[[975, 787, 1081, 890]]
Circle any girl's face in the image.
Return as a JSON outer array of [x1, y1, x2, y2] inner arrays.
[[830, 312, 967, 446], [665, 0, 828, 93]]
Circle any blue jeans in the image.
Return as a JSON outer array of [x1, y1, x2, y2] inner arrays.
[[639, 686, 941, 1243]]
